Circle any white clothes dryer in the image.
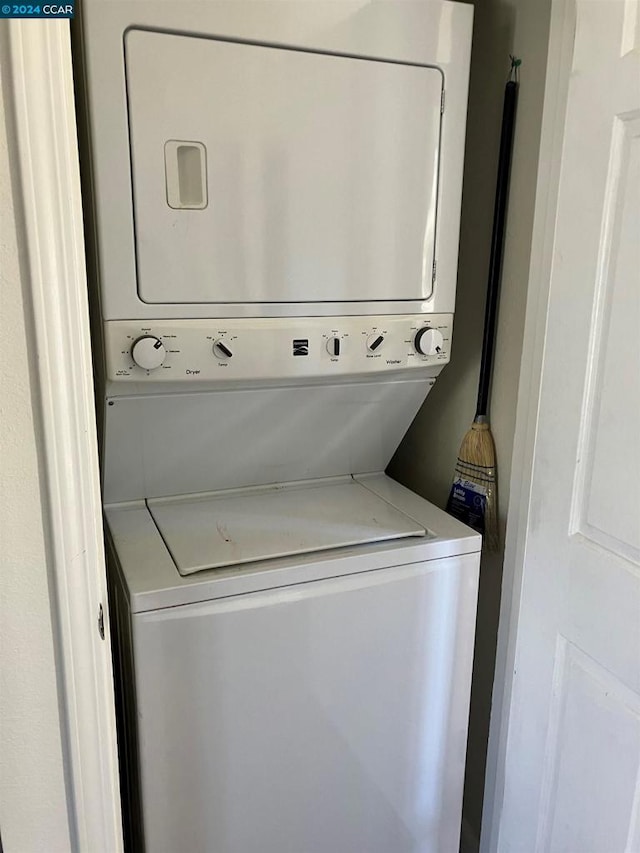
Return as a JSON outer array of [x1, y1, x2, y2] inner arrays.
[[75, 0, 472, 322]]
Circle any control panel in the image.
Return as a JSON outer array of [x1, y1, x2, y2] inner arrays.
[[104, 315, 453, 382]]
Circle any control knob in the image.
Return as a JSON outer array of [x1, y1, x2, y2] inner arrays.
[[414, 327, 444, 357], [131, 335, 166, 370], [366, 333, 385, 352], [213, 340, 233, 359], [326, 337, 341, 357]]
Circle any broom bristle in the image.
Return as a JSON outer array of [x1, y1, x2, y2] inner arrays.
[[453, 420, 499, 551], [458, 421, 495, 468]]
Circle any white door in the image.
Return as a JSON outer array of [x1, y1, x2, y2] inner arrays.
[[488, 1, 640, 850], [125, 29, 443, 305]]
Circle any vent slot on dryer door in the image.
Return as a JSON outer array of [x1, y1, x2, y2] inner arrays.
[[125, 29, 444, 306]]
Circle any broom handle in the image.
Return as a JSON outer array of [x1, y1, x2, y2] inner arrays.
[[475, 79, 518, 419]]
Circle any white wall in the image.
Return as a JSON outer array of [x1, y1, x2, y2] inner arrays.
[[0, 24, 72, 853], [389, 0, 552, 839]]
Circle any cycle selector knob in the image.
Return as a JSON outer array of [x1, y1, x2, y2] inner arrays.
[[131, 335, 166, 370], [366, 334, 385, 352], [326, 337, 341, 357], [213, 340, 233, 359], [414, 327, 444, 357]]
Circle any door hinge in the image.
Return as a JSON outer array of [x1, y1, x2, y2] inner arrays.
[[440, 90, 445, 114], [98, 603, 105, 640]]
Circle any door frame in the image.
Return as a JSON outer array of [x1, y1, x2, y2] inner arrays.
[[7, 20, 123, 852], [480, 0, 576, 849]]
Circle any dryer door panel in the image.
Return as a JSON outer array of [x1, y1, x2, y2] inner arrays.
[[125, 30, 443, 305]]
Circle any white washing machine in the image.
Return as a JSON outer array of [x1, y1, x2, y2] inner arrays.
[[74, 1, 478, 849], [107, 476, 480, 853]]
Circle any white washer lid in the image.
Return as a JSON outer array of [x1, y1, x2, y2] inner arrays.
[[147, 479, 426, 576]]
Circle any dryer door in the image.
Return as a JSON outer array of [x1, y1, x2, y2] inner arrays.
[[125, 30, 443, 306]]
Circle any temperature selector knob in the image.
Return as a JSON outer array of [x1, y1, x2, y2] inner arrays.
[[366, 334, 385, 353], [414, 327, 444, 357], [326, 337, 341, 357], [131, 335, 166, 370], [213, 340, 233, 359]]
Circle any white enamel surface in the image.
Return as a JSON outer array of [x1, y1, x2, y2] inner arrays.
[[104, 314, 452, 383], [147, 479, 426, 575], [491, 2, 640, 850], [105, 473, 482, 613], [128, 552, 478, 853], [102, 378, 434, 503], [78, 0, 472, 319], [107, 478, 480, 851], [127, 30, 442, 306]]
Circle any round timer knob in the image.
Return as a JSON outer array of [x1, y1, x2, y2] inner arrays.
[[414, 327, 444, 357], [213, 340, 233, 359], [131, 335, 166, 370]]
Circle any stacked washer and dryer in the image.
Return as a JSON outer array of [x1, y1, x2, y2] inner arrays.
[[75, 2, 479, 851]]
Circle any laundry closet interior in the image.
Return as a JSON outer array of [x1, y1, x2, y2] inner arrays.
[[69, 1, 548, 850]]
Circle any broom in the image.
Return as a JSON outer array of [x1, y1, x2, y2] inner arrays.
[[446, 60, 520, 550]]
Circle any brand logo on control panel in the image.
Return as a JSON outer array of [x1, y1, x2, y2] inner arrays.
[[292, 339, 309, 356]]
